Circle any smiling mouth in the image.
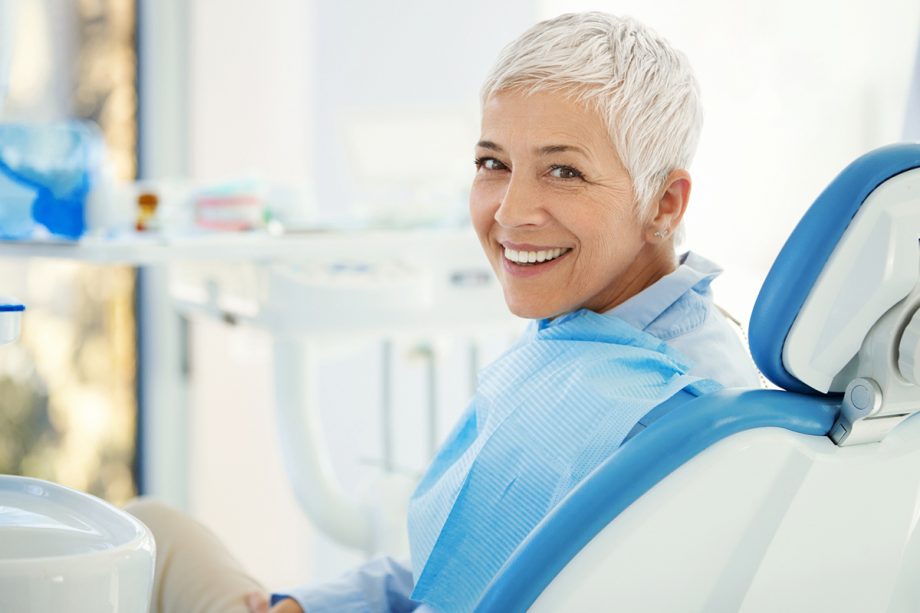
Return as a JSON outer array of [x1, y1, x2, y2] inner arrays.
[[503, 246, 571, 266]]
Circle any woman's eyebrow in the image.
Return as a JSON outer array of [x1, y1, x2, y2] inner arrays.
[[476, 141, 590, 158], [537, 144, 589, 157], [476, 140, 503, 151]]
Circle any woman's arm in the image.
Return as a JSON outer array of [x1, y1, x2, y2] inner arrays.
[[248, 556, 419, 613], [246, 593, 302, 613]]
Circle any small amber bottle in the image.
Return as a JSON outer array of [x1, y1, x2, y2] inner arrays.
[[135, 192, 159, 231]]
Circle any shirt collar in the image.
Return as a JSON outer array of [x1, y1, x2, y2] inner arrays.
[[605, 251, 722, 331]]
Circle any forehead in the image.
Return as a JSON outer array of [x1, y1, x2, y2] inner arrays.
[[480, 89, 612, 153]]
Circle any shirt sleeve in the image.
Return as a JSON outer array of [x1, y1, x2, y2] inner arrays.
[[271, 556, 420, 613]]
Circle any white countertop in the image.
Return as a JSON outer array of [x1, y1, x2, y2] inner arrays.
[[0, 227, 480, 265]]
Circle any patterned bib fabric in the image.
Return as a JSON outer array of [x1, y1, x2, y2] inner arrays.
[[407, 309, 720, 612]]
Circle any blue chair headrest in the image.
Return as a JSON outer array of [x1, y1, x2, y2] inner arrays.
[[749, 143, 920, 394]]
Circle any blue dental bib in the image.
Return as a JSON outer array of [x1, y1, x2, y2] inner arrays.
[[407, 309, 719, 612]]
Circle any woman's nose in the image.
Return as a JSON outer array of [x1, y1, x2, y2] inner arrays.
[[494, 176, 547, 228]]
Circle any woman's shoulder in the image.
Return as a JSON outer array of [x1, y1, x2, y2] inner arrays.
[[662, 297, 762, 388], [640, 252, 762, 388]]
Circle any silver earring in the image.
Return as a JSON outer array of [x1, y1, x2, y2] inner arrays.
[[654, 228, 670, 239]]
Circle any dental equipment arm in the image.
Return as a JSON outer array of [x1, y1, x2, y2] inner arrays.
[[272, 337, 374, 552]]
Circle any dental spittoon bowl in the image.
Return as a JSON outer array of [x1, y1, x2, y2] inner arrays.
[[0, 475, 155, 612]]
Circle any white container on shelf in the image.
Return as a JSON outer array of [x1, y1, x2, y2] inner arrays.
[[0, 299, 22, 345]]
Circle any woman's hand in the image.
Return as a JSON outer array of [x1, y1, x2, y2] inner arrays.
[[246, 592, 305, 613]]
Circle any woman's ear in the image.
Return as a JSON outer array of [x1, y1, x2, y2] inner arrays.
[[646, 169, 691, 241]]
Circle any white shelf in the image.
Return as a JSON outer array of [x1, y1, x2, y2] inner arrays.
[[0, 227, 480, 265], [0, 226, 512, 335]]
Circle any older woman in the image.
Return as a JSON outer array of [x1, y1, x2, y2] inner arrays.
[[130, 11, 760, 613]]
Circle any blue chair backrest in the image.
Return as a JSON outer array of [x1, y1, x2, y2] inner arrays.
[[750, 144, 920, 394]]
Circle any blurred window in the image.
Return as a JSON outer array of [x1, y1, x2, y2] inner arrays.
[[0, 0, 138, 504]]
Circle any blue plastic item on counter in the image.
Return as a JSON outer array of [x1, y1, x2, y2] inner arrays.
[[0, 121, 105, 240]]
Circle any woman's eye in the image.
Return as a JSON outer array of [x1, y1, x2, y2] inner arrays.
[[474, 157, 507, 171], [549, 165, 583, 180]]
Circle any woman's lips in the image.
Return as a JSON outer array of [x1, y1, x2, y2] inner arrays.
[[501, 245, 571, 277], [503, 245, 569, 264]]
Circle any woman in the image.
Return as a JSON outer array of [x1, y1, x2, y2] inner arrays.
[[130, 11, 761, 613]]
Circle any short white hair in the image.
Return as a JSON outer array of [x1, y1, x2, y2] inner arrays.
[[481, 12, 703, 227]]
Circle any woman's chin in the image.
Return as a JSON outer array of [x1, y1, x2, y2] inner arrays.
[[504, 296, 565, 320]]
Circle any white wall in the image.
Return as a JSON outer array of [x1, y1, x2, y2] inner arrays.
[[187, 1, 313, 185], [542, 0, 920, 322], [309, 1, 535, 226], [186, 319, 317, 588]]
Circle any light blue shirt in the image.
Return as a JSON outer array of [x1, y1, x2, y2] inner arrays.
[[609, 251, 761, 389], [274, 252, 761, 612]]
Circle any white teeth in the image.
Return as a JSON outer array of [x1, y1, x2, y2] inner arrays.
[[503, 246, 569, 264]]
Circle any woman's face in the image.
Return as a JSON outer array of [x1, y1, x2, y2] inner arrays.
[[471, 89, 668, 319]]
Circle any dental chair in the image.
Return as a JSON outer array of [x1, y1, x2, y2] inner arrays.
[[0, 300, 156, 612], [475, 143, 920, 613]]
